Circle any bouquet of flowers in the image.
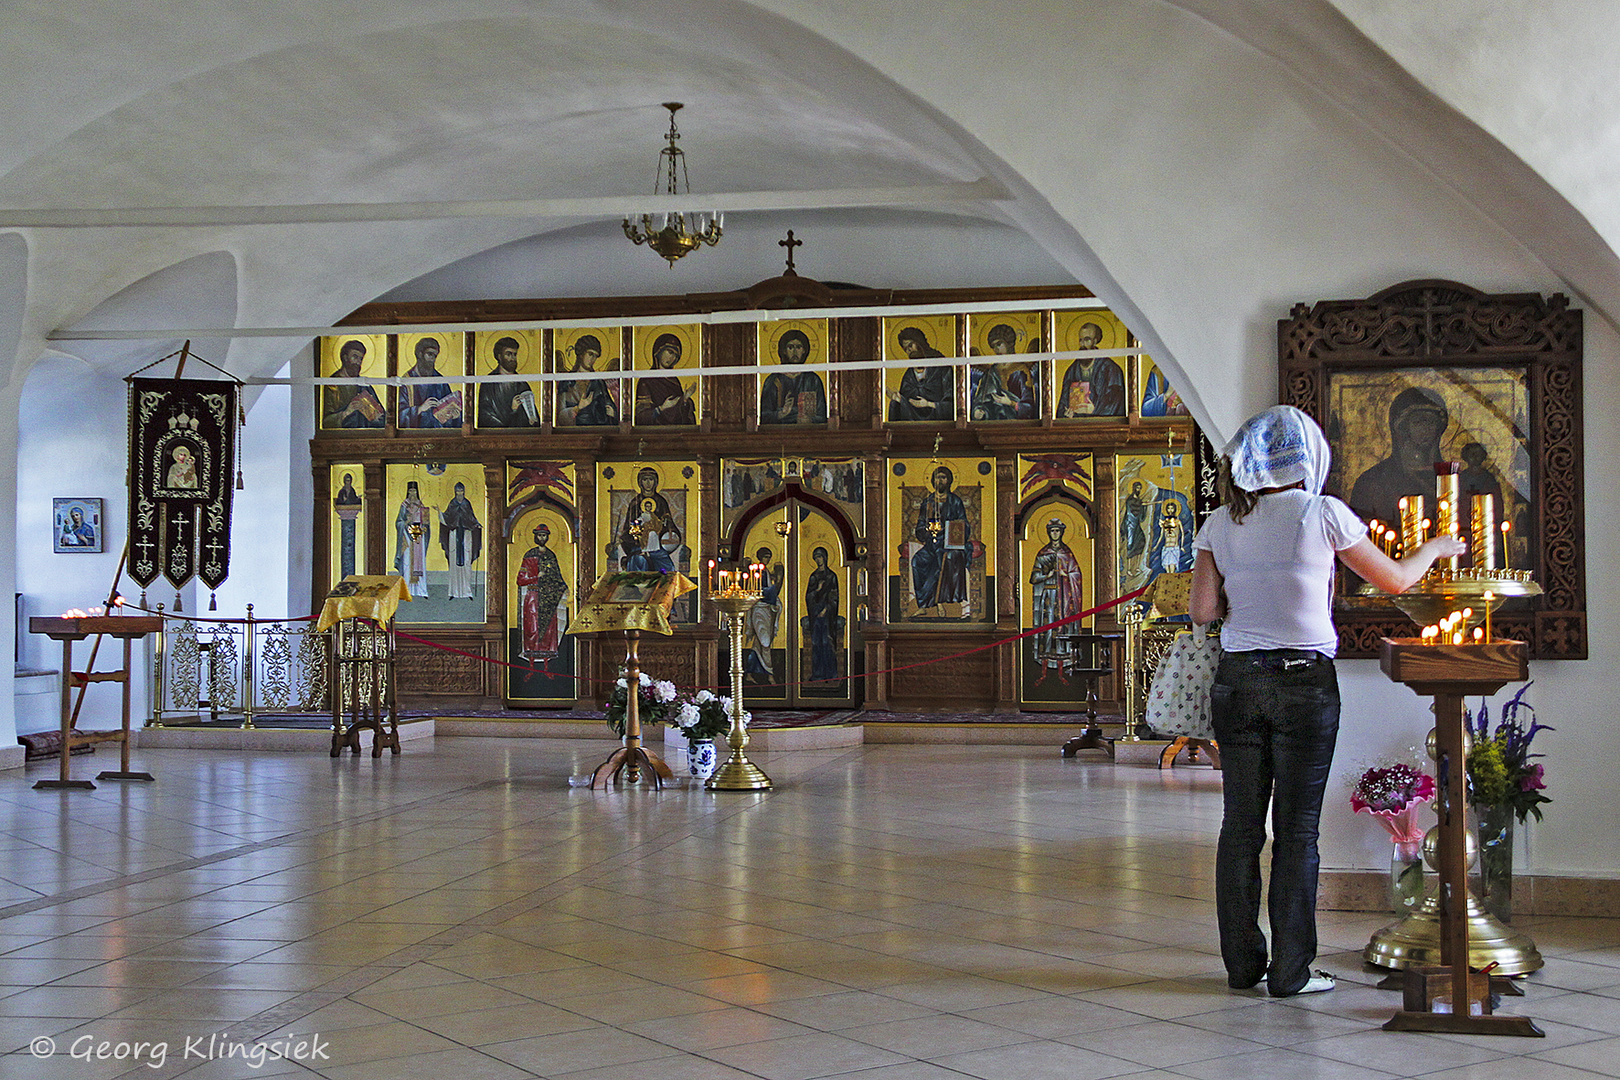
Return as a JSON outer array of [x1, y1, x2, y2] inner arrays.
[[671, 689, 743, 742], [603, 670, 678, 737], [1353, 759, 1436, 912], [1351, 761, 1436, 844], [1466, 682, 1552, 824]]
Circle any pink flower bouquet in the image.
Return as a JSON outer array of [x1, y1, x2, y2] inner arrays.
[[1351, 763, 1435, 844]]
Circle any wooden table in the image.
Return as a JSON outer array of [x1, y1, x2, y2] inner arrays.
[[28, 616, 163, 790]]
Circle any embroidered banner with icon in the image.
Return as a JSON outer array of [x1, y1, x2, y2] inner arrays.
[[127, 378, 238, 592]]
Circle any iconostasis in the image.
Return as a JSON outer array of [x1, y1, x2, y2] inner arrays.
[[312, 285, 1201, 712]]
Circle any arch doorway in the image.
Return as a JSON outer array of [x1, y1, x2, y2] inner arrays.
[[725, 499, 858, 709]]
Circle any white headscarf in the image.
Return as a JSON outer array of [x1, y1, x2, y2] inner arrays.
[[1222, 405, 1331, 495]]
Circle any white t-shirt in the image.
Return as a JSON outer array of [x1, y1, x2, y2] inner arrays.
[[1192, 489, 1364, 655]]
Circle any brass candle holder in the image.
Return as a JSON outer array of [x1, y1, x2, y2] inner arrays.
[[1358, 464, 1540, 637], [706, 564, 773, 792]]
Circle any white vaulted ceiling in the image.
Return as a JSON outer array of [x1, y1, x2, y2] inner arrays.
[[3, 0, 1617, 440]]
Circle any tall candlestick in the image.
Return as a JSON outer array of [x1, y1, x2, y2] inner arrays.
[[1435, 461, 1462, 574], [1483, 591, 1493, 642], [1399, 496, 1425, 557], [1471, 493, 1497, 570]]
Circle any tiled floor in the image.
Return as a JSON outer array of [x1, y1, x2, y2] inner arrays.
[[1, 737, 1617, 1079]]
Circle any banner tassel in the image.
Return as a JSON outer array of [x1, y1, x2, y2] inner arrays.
[[209, 592, 217, 612], [174, 592, 183, 613]]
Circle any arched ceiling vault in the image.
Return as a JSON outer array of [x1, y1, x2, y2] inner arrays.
[[2, 1, 1614, 442]]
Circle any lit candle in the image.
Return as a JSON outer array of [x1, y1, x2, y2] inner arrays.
[[1473, 626, 1484, 643], [707, 558, 716, 593], [1500, 519, 1511, 567]]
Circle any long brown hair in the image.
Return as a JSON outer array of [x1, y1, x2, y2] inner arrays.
[[1217, 455, 1259, 523]]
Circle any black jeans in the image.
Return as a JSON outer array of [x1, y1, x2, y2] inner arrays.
[[1211, 648, 1340, 996]]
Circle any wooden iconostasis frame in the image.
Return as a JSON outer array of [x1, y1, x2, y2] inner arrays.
[[1280, 278, 1586, 660], [310, 278, 1203, 713]]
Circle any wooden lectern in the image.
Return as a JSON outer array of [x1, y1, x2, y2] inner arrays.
[[570, 571, 695, 791]]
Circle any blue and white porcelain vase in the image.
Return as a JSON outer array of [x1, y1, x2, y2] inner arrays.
[[686, 738, 718, 780]]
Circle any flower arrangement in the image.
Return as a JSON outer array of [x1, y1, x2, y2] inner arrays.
[[1352, 758, 1436, 913], [1351, 761, 1436, 844], [1466, 682, 1552, 824], [671, 689, 744, 742], [603, 670, 678, 737]]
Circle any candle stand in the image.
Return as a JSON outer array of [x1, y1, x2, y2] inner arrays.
[[1375, 638, 1542, 1037], [707, 592, 773, 792]]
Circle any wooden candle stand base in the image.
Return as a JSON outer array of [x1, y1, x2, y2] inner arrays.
[[1376, 638, 1543, 1038]]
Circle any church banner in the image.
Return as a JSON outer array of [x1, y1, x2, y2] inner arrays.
[[127, 378, 238, 593]]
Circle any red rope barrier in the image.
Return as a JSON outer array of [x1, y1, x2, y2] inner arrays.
[[130, 583, 1155, 698], [390, 583, 1152, 695]]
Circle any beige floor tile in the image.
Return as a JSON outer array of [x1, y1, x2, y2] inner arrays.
[[1291, 1028, 1510, 1074], [549, 983, 731, 1025], [863, 975, 1046, 1013], [479, 1024, 677, 1073], [960, 995, 1145, 1038], [486, 965, 661, 1002], [930, 1039, 1145, 1080], [624, 1004, 818, 1050], [1060, 1017, 1268, 1067], [681, 969, 853, 1006], [410, 999, 598, 1045], [546, 1054, 767, 1080], [841, 1013, 1028, 1057], [311, 1019, 462, 1066], [1170, 1046, 1411, 1080], [704, 1030, 910, 1080], [317, 1045, 538, 1080], [752, 989, 938, 1031], [351, 979, 531, 1020], [3, 738, 1620, 1080]]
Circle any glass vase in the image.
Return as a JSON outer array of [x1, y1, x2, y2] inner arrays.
[[1476, 802, 1516, 923], [1390, 836, 1427, 915]]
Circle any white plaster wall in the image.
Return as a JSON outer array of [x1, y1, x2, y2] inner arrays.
[[14, 356, 140, 733], [211, 381, 293, 622]]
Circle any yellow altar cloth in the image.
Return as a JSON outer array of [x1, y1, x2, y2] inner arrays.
[[571, 571, 696, 637], [315, 575, 412, 632]]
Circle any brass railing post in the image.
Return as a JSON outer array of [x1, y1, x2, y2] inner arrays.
[[148, 603, 168, 726], [241, 604, 257, 729]]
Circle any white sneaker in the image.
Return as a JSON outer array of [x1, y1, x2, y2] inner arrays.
[[1282, 970, 1336, 996]]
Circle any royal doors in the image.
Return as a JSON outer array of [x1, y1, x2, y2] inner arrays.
[[725, 499, 856, 710]]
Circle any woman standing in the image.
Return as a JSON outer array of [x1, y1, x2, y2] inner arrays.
[[1191, 405, 1464, 997]]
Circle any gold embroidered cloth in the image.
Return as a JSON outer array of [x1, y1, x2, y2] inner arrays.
[[572, 571, 696, 637], [316, 575, 412, 631]]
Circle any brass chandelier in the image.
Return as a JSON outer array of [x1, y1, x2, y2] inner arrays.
[[622, 102, 723, 266]]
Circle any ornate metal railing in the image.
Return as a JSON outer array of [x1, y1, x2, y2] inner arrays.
[[150, 606, 333, 728]]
